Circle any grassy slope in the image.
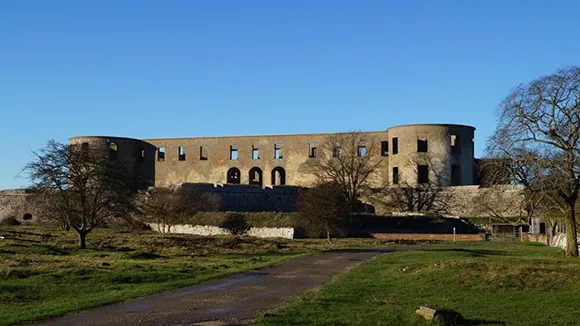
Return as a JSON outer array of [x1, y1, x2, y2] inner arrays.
[[0, 226, 402, 325], [259, 242, 580, 326]]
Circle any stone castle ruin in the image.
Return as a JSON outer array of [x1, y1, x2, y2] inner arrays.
[[0, 124, 525, 221], [69, 124, 477, 188]]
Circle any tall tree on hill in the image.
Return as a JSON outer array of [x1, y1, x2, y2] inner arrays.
[[486, 66, 580, 256], [23, 140, 137, 249]]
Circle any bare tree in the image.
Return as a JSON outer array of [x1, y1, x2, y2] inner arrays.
[[297, 182, 353, 242], [385, 154, 454, 214], [487, 66, 580, 256], [305, 131, 386, 210], [139, 186, 220, 235], [471, 186, 524, 223], [24, 140, 137, 248]]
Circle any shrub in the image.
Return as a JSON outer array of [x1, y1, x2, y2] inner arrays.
[[297, 182, 354, 241], [219, 213, 249, 235]]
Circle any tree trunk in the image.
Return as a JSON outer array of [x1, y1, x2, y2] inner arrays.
[[326, 229, 332, 243], [78, 231, 87, 249], [565, 205, 579, 257]]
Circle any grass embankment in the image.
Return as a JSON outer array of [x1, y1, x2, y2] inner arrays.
[[259, 242, 580, 326], [189, 212, 483, 234], [0, 226, 401, 325]]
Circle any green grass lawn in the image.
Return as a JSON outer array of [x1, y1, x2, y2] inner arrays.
[[0, 226, 403, 325], [259, 242, 580, 326]]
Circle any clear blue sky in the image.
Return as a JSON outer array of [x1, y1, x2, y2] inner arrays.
[[1, 1, 578, 189]]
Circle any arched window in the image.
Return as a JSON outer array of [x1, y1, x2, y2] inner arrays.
[[271, 167, 286, 185], [227, 167, 241, 184], [249, 167, 263, 186]]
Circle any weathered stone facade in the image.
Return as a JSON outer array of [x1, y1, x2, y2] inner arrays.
[[1, 124, 531, 221], [183, 183, 301, 212], [70, 123, 476, 188], [0, 189, 37, 223]]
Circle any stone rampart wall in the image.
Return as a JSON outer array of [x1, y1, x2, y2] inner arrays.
[[1, 183, 526, 222], [183, 183, 302, 212], [0, 189, 36, 222]]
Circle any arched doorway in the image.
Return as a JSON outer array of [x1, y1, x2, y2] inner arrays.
[[249, 167, 263, 186], [271, 167, 286, 185], [227, 167, 241, 184]]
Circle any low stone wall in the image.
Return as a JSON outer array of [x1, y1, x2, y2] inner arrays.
[[370, 233, 487, 241], [522, 233, 548, 245], [549, 233, 578, 250], [148, 223, 295, 239]]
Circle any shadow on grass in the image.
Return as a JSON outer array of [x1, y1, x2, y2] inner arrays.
[[324, 248, 396, 254], [461, 319, 506, 325], [419, 248, 507, 257]]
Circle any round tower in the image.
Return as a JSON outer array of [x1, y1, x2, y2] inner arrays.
[[386, 124, 475, 186], [69, 136, 156, 188]]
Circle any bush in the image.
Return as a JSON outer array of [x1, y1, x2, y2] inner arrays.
[[219, 213, 249, 235], [0, 216, 21, 226], [297, 182, 354, 241]]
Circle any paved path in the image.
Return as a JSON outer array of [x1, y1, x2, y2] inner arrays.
[[36, 249, 390, 326]]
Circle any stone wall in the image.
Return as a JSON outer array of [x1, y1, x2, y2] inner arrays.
[[148, 223, 295, 239], [549, 233, 580, 250], [522, 233, 548, 245], [145, 131, 388, 188], [0, 189, 37, 222], [370, 184, 525, 217], [183, 183, 302, 212], [183, 183, 525, 217], [71, 123, 477, 189], [443, 185, 525, 217], [1, 183, 526, 223]]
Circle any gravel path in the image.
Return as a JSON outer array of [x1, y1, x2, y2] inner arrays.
[[36, 249, 390, 326]]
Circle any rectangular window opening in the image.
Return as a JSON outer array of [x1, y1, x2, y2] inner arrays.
[[392, 137, 399, 154], [333, 143, 342, 158], [230, 146, 238, 160], [200, 146, 208, 160], [381, 141, 389, 156], [451, 134, 460, 153], [157, 147, 165, 161], [392, 167, 399, 185], [417, 138, 428, 153], [274, 144, 283, 159], [139, 148, 145, 162], [252, 145, 259, 160], [418, 165, 429, 184], [357, 145, 367, 157], [309, 142, 318, 158], [178, 146, 186, 161], [108, 142, 118, 161], [451, 165, 461, 186]]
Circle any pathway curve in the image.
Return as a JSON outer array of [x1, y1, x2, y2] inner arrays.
[[36, 249, 391, 326]]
